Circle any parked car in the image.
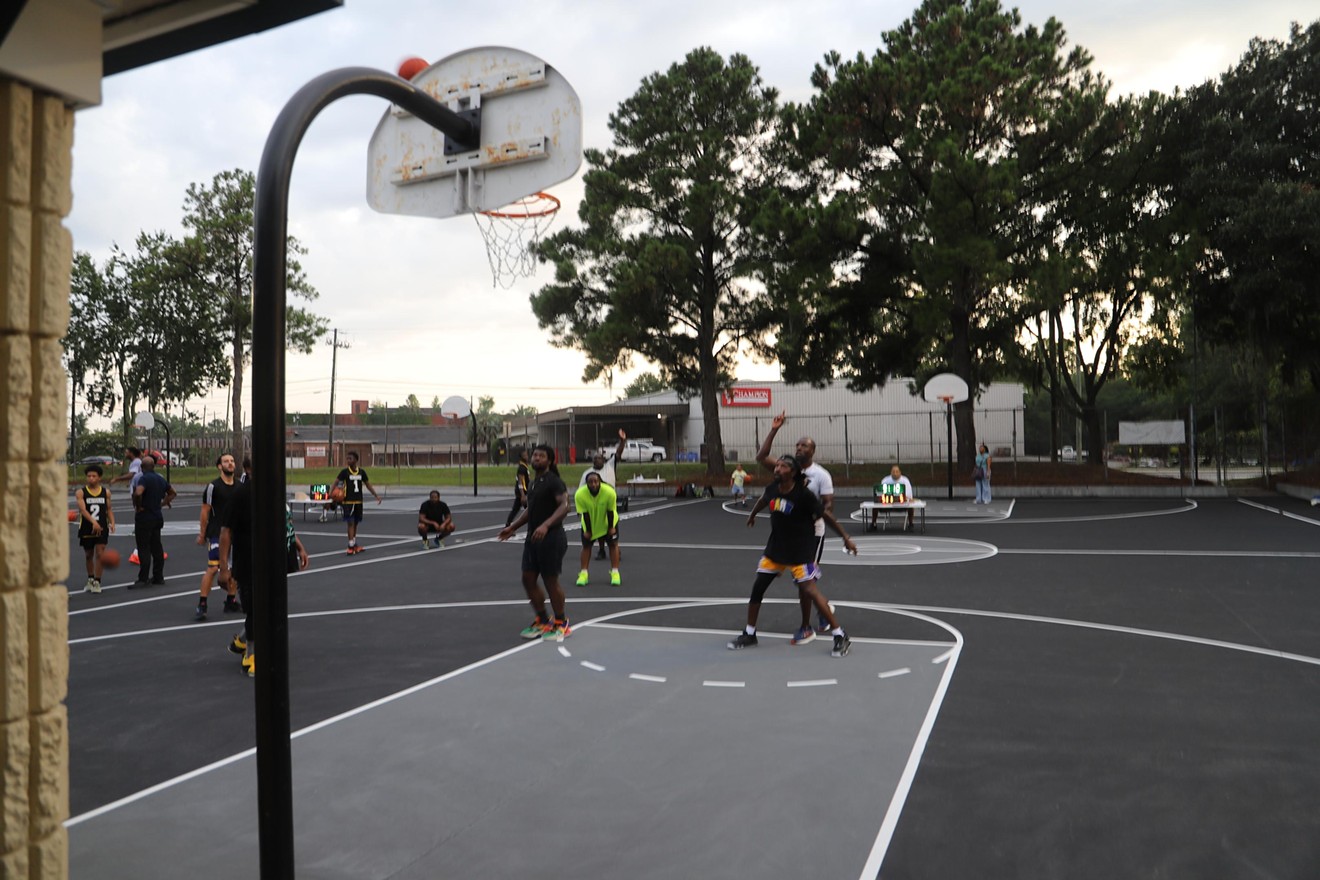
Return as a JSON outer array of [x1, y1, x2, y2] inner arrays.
[[74, 455, 117, 467], [1059, 445, 1077, 461], [619, 439, 666, 462], [145, 449, 188, 467]]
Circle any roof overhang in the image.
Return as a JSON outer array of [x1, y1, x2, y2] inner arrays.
[[0, 0, 340, 108]]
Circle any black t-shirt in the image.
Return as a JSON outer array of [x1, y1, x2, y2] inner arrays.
[[222, 481, 253, 583], [134, 471, 171, 521], [203, 477, 238, 540], [419, 499, 451, 523], [336, 467, 368, 504], [78, 486, 110, 538], [514, 462, 530, 495], [760, 479, 823, 565], [525, 469, 567, 533]]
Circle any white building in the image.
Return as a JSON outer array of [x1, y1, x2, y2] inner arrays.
[[527, 379, 1025, 465]]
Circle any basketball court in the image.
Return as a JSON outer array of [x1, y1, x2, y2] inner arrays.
[[62, 489, 1320, 878]]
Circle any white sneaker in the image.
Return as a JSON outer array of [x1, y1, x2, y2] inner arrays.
[[89, 579, 101, 594]]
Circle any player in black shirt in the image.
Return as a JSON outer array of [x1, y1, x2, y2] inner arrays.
[[75, 464, 116, 593], [728, 455, 856, 657], [334, 451, 382, 554], [497, 444, 571, 641], [194, 453, 241, 620], [417, 490, 455, 549]]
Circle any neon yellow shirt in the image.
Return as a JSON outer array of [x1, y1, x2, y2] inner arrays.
[[574, 482, 618, 540]]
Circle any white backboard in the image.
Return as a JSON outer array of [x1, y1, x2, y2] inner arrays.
[[922, 373, 969, 404], [367, 46, 583, 219]]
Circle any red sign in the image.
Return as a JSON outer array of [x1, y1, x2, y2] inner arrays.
[[720, 387, 772, 407]]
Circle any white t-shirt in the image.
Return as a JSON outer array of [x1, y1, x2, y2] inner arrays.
[[803, 462, 834, 537], [579, 452, 618, 488]]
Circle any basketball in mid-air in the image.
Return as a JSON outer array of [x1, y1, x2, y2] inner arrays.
[[397, 56, 428, 80], [330, 487, 346, 503], [68, 509, 78, 522], [101, 548, 121, 568]]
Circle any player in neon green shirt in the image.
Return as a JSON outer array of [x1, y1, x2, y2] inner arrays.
[[574, 472, 621, 586]]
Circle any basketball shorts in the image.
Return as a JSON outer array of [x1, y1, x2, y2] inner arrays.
[[522, 528, 568, 576], [756, 557, 821, 584], [79, 532, 108, 549], [341, 503, 364, 524], [206, 539, 222, 567], [581, 522, 619, 547]]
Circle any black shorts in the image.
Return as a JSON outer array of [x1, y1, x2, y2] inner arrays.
[[581, 522, 620, 548], [79, 533, 108, 549], [521, 528, 568, 576]]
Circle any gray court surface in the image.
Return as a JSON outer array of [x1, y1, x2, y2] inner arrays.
[[63, 489, 1320, 879]]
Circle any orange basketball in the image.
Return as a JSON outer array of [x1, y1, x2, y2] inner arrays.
[[68, 509, 78, 522], [397, 56, 428, 80], [101, 548, 121, 568], [330, 487, 346, 503]]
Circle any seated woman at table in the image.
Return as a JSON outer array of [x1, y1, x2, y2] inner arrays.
[[880, 465, 916, 531]]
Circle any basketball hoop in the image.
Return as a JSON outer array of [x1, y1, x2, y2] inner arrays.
[[473, 191, 561, 288]]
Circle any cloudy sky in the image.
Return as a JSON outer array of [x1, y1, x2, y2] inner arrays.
[[69, 0, 1316, 425]]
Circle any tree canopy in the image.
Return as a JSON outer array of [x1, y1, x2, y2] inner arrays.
[[531, 47, 781, 474]]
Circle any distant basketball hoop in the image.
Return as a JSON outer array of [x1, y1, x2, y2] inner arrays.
[[472, 190, 560, 288]]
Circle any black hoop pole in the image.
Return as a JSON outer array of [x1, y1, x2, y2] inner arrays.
[[252, 67, 479, 879]]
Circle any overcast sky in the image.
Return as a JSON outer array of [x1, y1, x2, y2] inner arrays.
[[68, 0, 1316, 425]]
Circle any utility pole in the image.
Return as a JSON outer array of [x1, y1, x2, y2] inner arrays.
[[327, 328, 350, 468]]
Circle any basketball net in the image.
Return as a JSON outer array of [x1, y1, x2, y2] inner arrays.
[[473, 191, 561, 289]]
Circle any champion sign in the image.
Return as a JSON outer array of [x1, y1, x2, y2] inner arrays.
[[720, 387, 772, 407]]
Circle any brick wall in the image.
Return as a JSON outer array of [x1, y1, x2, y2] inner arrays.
[[0, 79, 73, 880]]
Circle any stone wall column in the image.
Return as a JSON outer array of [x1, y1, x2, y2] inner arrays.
[[0, 77, 73, 880]]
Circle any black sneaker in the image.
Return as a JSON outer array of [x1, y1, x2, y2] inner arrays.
[[150, 578, 166, 585], [129, 579, 149, 590], [832, 632, 851, 658], [222, 597, 242, 614], [228, 633, 247, 655], [194, 601, 207, 621], [727, 632, 758, 650]]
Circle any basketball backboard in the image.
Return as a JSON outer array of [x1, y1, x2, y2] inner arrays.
[[922, 373, 969, 404], [366, 46, 582, 219]]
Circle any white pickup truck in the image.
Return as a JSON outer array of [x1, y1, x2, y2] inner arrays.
[[618, 439, 666, 462]]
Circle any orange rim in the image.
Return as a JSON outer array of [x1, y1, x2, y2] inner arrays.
[[478, 191, 561, 219]]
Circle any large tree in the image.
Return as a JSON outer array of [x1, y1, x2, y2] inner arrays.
[[1019, 92, 1178, 462], [769, 0, 1109, 465], [1169, 22, 1320, 390], [67, 235, 227, 441], [531, 47, 781, 475], [181, 169, 328, 453]]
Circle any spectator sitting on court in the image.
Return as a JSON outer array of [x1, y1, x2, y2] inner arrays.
[[880, 465, 916, 530], [418, 490, 455, 549]]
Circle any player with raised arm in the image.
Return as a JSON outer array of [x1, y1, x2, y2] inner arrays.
[[756, 410, 849, 640], [729, 454, 857, 656]]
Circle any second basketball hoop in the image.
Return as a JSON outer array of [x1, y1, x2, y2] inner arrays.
[[474, 190, 560, 288]]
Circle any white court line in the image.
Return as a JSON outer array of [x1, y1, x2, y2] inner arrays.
[[878, 668, 911, 679], [995, 499, 1197, 524], [629, 673, 667, 683], [66, 636, 543, 827], [702, 680, 745, 688], [1237, 497, 1320, 527], [580, 661, 606, 672], [998, 547, 1320, 558], [786, 679, 837, 688]]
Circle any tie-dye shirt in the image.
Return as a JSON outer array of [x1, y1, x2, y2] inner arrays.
[[759, 480, 823, 564]]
